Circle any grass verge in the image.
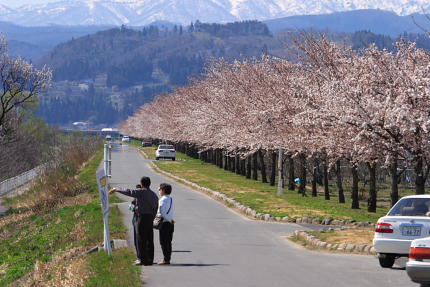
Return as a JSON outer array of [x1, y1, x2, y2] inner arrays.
[[307, 229, 374, 245], [0, 148, 142, 287], [86, 248, 142, 287], [142, 146, 388, 223]]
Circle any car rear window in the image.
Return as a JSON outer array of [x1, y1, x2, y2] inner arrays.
[[388, 198, 430, 216], [159, 145, 174, 150]]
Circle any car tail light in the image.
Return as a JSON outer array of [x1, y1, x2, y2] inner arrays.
[[410, 247, 430, 260], [375, 222, 394, 233]]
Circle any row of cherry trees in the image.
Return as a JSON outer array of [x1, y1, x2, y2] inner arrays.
[[121, 36, 430, 212]]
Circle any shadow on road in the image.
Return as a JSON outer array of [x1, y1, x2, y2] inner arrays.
[[391, 267, 406, 271], [166, 263, 228, 267], [172, 250, 192, 253]]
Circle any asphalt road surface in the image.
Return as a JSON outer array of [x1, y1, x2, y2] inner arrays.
[[109, 145, 416, 287]]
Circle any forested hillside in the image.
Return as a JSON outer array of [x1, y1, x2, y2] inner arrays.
[[39, 21, 272, 86], [36, 20, 430, 126], [37, 21, 278, 126]]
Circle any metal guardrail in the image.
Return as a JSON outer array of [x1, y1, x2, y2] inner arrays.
[[0, 164, 46, 196]]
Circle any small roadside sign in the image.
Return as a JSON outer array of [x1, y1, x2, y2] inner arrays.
[[96, 168, 112, 256]]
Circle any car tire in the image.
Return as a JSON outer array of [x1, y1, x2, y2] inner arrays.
[[378, 254, 395, 268], [172, 158, 176, 161], [420, 284, 430, 287]]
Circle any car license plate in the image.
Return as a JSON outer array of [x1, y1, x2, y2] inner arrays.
[[402, 225, 422, 236]]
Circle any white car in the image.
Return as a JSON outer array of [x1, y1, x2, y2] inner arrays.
[[373, 195, 430, 268], [407, 237, 430, 287], [121, 136, 130, 142], [155, 144, 176, 161]]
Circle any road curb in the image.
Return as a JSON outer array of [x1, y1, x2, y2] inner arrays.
[[293, 230, 376, 256]]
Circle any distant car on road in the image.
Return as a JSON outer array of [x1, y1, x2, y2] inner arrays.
[[122, 135, 130, 142], [155, 144, 176, 161], [142, 140, 152, 147], [105, 135, 112, 142], [373, 195, 430, 268], [407, 236, 430, 287]]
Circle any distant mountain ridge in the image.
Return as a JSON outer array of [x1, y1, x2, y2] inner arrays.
[[265, 9, 430, 37], [1, 0, 430, 27]]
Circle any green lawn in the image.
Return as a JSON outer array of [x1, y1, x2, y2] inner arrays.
[[141, 146, 395, 223], [0, 148, 142, 286]]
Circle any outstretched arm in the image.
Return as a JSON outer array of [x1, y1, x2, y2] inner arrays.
[[109, 188, 138, 198]]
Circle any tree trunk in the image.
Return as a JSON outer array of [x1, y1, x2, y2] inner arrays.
[[299, 154, 307, 196], [277, 148, 284, 196], [323, 160, 330, 200], [246, 156, 252, 179], [258, 150, 268, 183], [207, 149, 212, 163], [367, 162, 377, 213], [240, 158, 246, 176], [335, 160, 345, 203], [252, 152, 258, 180], [415, 156, 426, 195], [235, 155, 240, 174], [270, 150, 276, 186], [351, 164, 360, 209], [390, 158, 399, 207], [230, 156, 235, 172], [218, 149, 223, 169], [312, 158, 318, 197], [224, 155, 229, 171], [288, 155, 295, 191]]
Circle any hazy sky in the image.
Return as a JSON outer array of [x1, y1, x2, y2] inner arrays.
[[2, 0, 58, 8]]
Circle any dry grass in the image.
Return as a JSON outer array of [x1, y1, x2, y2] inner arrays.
[[12, 247, 90, 287], [0, 211, 36, 239], [316, 228, 374, 245], [68, 220, 87, 242], [263, 201, 332, 218]]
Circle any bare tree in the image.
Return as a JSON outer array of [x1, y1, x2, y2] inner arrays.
[[0, 35, 52, 131]]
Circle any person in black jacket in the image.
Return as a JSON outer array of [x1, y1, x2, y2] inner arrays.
[[110, 177, 158, 265]]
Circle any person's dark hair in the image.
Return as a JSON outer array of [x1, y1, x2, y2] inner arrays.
[[140, 177, 151, 188], [160, 183, 172, 195], [136, 184, 142, 188]]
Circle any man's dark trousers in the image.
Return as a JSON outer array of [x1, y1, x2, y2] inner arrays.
[[160, 222, 174, 262], [136, 214, 155, 265], [132, 213, 140, 259]]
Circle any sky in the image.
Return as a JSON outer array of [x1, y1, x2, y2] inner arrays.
[[1, 0, 58, 8]]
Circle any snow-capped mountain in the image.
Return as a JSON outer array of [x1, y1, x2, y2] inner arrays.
[[0, 0, 429, 26], [0, 3, 15, 15]]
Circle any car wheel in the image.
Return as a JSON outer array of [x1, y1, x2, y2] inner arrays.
[[420, 284, 430, 287], [378, 254, 395, 268], [172, 158, 176, 161]]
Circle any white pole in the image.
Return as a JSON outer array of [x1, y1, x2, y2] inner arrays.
[[277, 148, 284, 196], [104, 144, 108, 176], [108, 144, 112, 177], [102, 144, 112, 256], [104, 214, 112, 256]]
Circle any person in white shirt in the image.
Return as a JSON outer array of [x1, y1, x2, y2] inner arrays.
[[157, 183, 175, 265]]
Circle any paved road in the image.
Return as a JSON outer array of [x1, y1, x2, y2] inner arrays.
[[109, 145, 415, 287]]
